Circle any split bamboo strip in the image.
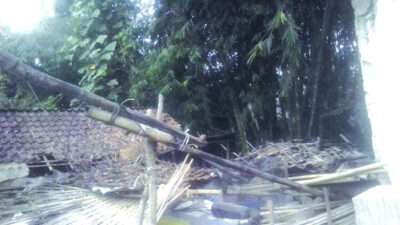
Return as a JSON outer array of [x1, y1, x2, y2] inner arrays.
[[298, 162, 386, 186], [289, 167, 386, 181]]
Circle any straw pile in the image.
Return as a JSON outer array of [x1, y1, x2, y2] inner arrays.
[[0, 157, 193, 224]]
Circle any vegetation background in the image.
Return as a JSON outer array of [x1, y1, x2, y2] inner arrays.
[[0, 0, 373, 154]]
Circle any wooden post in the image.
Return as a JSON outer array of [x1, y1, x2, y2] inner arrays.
[[156, 94, 164, 121], [323, 187, 333, 225], [268, 200, 274, 225], [137, 186, 148, 225], [144, 109, 158, 225]]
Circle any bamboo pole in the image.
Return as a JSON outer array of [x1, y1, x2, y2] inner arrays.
[[145, 95, 164, 224], [88, 107, 175, 145], [0, 49, 204, 146], [137, 186, 148, 225], [268, 200, 274, 225]]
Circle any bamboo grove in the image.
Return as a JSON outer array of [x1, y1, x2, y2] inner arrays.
[[0, 0, 373, 154]]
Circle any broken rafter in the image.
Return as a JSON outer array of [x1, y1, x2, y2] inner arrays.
[[0, 49, 204, 147]]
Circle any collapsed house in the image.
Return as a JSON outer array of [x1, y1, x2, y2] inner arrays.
[[0, 109, 387, 225], [0, 49, 391, 224]]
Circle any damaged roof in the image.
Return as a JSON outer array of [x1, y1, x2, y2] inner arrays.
[[0, 109, 180, 164]]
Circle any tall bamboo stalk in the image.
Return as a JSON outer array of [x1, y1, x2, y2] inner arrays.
[[307, 0, 335, 137]]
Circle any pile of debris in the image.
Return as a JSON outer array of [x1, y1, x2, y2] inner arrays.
[[0, 110, 388, 224], [238, 141, 367, 173]]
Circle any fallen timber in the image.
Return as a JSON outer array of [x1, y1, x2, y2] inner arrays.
[[0, 49, 324, 197], [0, 49, 203, 147], [91, 107, 324, 197]]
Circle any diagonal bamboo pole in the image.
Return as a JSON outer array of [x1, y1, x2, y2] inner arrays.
[[89, 107, 324, 197], [0, 49, 204, 146]]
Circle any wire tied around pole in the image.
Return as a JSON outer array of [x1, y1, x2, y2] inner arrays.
[[107, 103, 121, 124], [178, 129, 190, 151]]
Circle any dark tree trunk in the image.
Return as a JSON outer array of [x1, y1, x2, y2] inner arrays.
[[307, 0, 335, 137]]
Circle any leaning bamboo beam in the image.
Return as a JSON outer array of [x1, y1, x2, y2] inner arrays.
[[88, 106, 324, 197], [0, 49, 204, 146], [88, 107, 175, 145]]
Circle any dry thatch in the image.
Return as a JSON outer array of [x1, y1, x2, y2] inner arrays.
[[0, 157, 193, 225], [237, 141, 367, 173]]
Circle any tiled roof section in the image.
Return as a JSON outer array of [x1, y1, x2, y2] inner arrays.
[[0, 110, 137, 164]]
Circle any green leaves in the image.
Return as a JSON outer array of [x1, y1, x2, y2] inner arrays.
[[103, 41, 116, 52], [59, 0, 143, 102], [95, 35, 108, 44], [92, 9, 101, 18], [106, 79, 119, 86]]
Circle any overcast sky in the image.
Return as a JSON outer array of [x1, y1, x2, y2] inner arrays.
[[0, 0, 54, 33]]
